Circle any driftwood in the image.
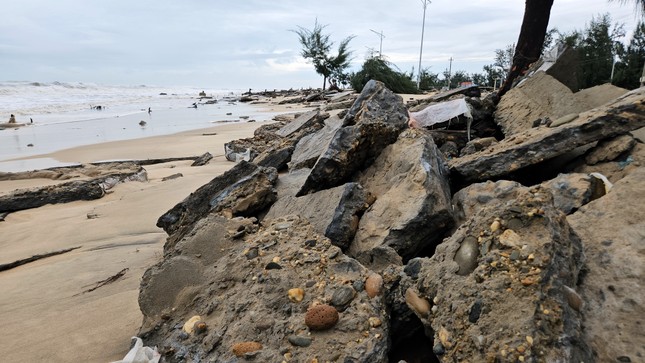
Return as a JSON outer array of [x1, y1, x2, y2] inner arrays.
[[0, 180, 106, 213], [191, 152, 213, 166], [161, 173, 183, 181], [0, 246, 81, 272], [77, 268, 129, 295], [0, 169, 147, 213], [0, 157, 201, 182]]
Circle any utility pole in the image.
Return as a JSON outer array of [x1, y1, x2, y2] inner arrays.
[[446, 57, 453, 89], [370, 29, 385, 58], [417, 0, 431, 89]]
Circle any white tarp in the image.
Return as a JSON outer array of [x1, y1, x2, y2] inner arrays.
[[409, 98, 473, 140]]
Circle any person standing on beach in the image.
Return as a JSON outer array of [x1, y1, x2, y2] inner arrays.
[[8, 114, 16, 123], [148, 107, 151, 114]]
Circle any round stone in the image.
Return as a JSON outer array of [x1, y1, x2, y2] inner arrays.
[[305, 304, 339, 331], [331, 285, 355, 308], [232, 341, 262, 357], [454, 236, 479, 276], [288, 335, 313, 347], [365, 273, 383, 298]]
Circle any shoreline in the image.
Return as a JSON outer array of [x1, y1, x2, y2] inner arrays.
[[0, 97, 314, 172]]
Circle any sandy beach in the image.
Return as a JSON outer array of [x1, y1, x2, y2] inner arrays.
[[0, 100, 309, 362]]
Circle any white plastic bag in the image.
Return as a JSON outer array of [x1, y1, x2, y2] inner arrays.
[[409, 98, 473, 140], [111, 337, 160, 363]]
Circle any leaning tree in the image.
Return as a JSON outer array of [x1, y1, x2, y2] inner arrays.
[[497, 0, 554, 98], [292, 20, 355, 90]]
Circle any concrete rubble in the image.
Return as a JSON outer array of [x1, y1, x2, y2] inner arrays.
[[136, 75, 645, 362]]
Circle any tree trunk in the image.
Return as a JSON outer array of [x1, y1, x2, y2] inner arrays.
[[498, 0, 554, 98], [322, 76, 327, 91]]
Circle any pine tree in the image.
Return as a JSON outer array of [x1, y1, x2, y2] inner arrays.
[[292, 20, 354, 90], [614, 21, 645, 89]]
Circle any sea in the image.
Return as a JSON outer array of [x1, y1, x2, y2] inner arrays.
[[0, 81, 277, 172]]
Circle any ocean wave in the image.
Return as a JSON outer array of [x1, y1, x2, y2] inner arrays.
[[0, 80, 244, 124]]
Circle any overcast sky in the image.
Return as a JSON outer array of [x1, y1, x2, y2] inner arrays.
[[1, 0, 640, 90]]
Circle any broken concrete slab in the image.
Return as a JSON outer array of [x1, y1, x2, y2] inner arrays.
[[575, 83, 628, 110], [402, 186, 591, 362], [324, 91, 357, 111], [541, 173, 606, 214], [349, 128, 454, 261], [224, 123, 283, 162], [568, 167, 645, 362], [584, 134, 636, 165], [297, 80, 408, 196], [264, 182, 369, 249], [569, 141, 644, 184], [450, 88, 645, 184], [224, 113, 327, 170], [459, 137, 498, 157], [288, 115, 343, 171], [139, 215, 390, 362], [169, 215, 259, 262], [253, 144, 294, 170], [452, 172, 604, 226], [495, 71, 583, 136], [429, 85, 481, 102], [324, 98, 356, 111], [274, 110, 326, 138], [273, 168, 310, 200], [533, 45, 580, 92], [156, 161, 278, 248], [452, 180, 525, 226]]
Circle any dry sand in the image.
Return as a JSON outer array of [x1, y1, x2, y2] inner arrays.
[[0, 121, 276, 362]]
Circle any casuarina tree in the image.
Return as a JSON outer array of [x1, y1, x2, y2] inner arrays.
[[292, 20, 355, 90], [498, 0, 554, 98]]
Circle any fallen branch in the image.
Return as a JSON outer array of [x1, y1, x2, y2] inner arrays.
[[0, 246, 82, 272], [78, 268, 129, 295]]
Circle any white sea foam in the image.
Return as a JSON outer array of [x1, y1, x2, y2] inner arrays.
[[0, 81, 242, 124], [0, 81, 285, 172]]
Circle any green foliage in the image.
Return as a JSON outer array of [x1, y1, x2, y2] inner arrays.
[[292, 20, 355, 90], [471, 73, 487, 87], [577, 14, 625, 88], [349, 57, 419, 93], [418, 67, 441, 90], [542, 28, 559, 55], [613, 21, 645, 89], [481, 64, 506, 88], [441, 69, 472, 88], [551, 14, 645, 89], [494, 44, 515, 72], [496, 13, 640, 90]]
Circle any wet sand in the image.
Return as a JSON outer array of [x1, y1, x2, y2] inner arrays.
[[0, 98, 313, 362]]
